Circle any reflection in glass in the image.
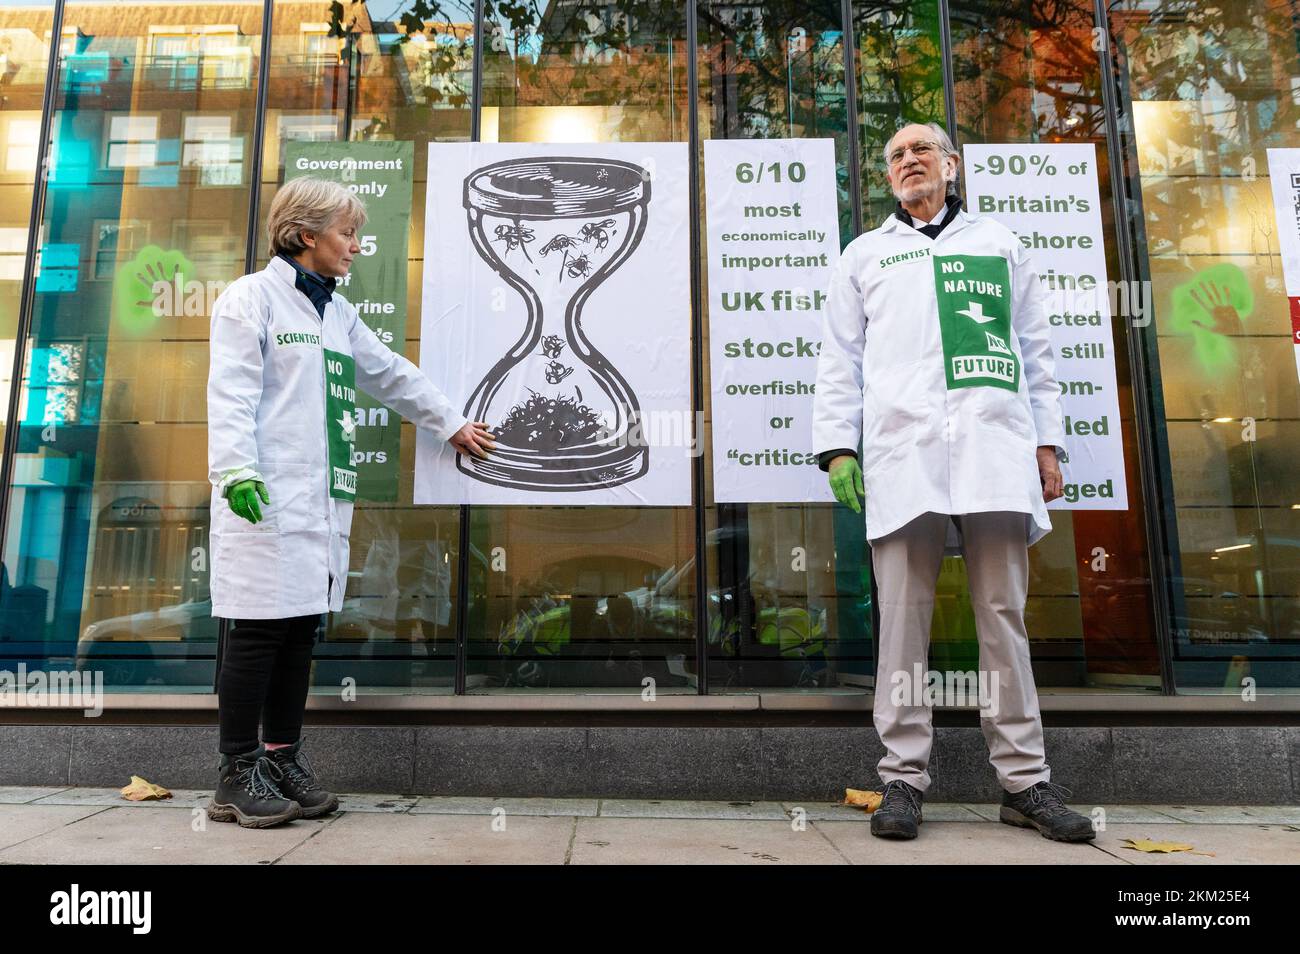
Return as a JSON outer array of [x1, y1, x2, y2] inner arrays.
[[697, 0, 857, 690], [0, 0, 55, 514], [0, 0, 261, 689], [468, 1, 694, 691], [1114, 0, 1300, 689], [947, 0, 1161, 689], [258, 1, 476, 690]]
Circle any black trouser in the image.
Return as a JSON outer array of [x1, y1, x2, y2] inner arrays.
[[217, 614, 320, 755]]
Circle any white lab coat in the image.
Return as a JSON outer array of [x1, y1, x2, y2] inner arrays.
[[207, 256, 467, 619], [812, 207, 1065, 552]]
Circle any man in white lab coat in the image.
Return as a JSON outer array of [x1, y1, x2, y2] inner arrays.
[[206, 177, 493, 828], [812, 123, 1094, 842]]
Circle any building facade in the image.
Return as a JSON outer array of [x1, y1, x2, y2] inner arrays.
[[0, 0, 1297, 800]]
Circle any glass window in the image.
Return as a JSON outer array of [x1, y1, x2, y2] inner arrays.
[[105, 113, 160, 168], [254, 0, 477, 691], [91, 218, 149, 280], [853, 1, 944, 225], [1, 115, 41, 174], [1113, 0, 1300, 691], [696, 0, 859, 690], [948, 0, 1162, 689], [4, 0, 1291, 698], [469, 1, 694, 691], [0, 0, 55, 615], [181, 113, 244, 186], [0, 0, 264, 689]]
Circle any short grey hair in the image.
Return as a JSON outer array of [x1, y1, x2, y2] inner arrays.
[[884, 121, 961, 198], [267, 176, 367, 256]]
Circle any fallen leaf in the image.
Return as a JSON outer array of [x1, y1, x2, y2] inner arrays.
[[1119, 838, 1195, 854], [844, 788, 883, 812], [121, 776, 172, 801]]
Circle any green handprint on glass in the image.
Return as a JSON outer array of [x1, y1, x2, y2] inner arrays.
[[113, 245, 196, 335], [1169, 263, 1254, 375]]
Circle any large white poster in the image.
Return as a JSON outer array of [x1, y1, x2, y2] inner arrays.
[[704, 138, 839, 503], [1266, 148, 1300, 383], [964, 143, 1129, 510], [415, 143, 692, 506]]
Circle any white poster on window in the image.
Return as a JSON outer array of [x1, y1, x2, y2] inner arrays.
[[414, 142, 692, 506], [963, 142, 1129, 510], [704, 138, 839, 503], [1266, 148, 1300, 383]]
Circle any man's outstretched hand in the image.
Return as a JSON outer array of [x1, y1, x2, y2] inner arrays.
[[228, 479, 270, 524], [828, 455, 865, 514], [450, 420, 496, 459]]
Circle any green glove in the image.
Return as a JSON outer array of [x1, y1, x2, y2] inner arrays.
[[828, 457, 865, 514], [227, 479, 270, 524]]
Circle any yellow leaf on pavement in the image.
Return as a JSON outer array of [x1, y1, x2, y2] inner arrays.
[[1119, 838, 1195, 854], [120, 775, 172, 801], [844, 788, 883, 812]]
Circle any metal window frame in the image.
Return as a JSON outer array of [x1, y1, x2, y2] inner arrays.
[[686, 0, 709, 694], [454, 0, 486, 695]]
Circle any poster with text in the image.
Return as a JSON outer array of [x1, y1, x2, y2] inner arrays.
[[964, 142, 1129, 510], [285, 140, 413, 501], [1266, 148, 1300, 383], [704, 138, 839, 503], [415, 142, 692, 506]]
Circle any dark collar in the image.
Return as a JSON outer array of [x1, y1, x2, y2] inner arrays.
[[893, 193, 963, 231], [277, 251, 336, 318]]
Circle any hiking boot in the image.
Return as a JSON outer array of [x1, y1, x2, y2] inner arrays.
[[265, 739, 339, 818], [1000, 781, 1096, 842], [871, 779, 924, 840], [207, 748, 301, 829]]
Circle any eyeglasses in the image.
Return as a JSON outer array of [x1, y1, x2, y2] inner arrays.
[[887, 141, 939, 165]]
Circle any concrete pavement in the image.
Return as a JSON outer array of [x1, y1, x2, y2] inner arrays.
[[0, 787, 1296, 864]]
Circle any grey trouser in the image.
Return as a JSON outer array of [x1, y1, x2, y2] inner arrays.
[[871, 510, 1049, 794]]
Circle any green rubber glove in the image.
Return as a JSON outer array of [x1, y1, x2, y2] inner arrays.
[[828, 457, 865, 514], [227, 479, 270, 524]]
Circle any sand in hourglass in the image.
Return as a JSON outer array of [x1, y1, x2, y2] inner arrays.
[[459, 157, 650, 491]]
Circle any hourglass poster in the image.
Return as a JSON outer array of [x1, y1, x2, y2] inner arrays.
[[415, 143, 693, 506]]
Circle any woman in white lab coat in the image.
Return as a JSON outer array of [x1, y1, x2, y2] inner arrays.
[[205, 177, 493, 828]]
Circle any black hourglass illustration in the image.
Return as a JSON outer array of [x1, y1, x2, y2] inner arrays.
[[458, 157, 650, 491]]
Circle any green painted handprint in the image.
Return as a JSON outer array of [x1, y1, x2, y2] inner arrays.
[[113, 245, 196, 335], [1169, 263, 1253, 375]]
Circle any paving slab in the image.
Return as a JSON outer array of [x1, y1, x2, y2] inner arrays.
[[0, 805, 108, 852], [336, 794, 420, 814], [782, 802, 984, 823], [1145, 805, 1300, 825], [597, 799, 788, 820], [31, 787, 213, 808], [0, 806, 324, 865], [818, 821, 1126, 865], [569, 817, 849, 864], [0, 786, 69, 804], [410, 796, 599, 817], [1092, 823, 1300, 865], [962, 802, 1186, 824], [276, 811, 574, 864]]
